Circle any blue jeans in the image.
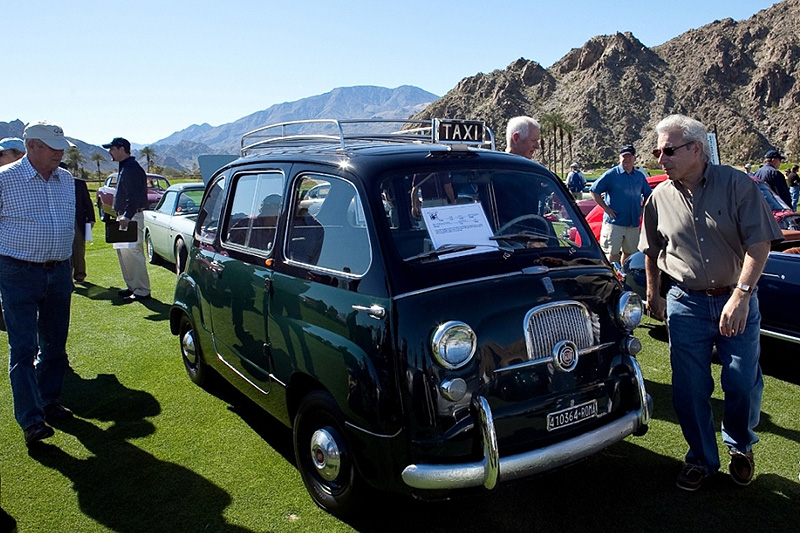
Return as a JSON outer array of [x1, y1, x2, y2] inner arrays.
[[666, 285, 763, 472], [790, 186, 799, 212], [0, 256, 72, 430]]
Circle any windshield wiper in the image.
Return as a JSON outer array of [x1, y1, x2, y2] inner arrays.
[[405, 243, 512, 263], [490, 231, 549, 245]]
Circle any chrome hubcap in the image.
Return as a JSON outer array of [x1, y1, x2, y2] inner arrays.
[[181, 329, 197, 365], [310, 428, 341, 481]]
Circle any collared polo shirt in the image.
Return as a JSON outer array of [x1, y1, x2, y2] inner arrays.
[[590, 164, 651, 227], [639, 164, 783, 290], [0, 156, 75, 262]]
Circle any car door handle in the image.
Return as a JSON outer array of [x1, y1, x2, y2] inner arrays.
[[352, 304, 385, 319]]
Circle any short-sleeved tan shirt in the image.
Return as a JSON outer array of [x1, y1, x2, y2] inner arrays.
[[639, 164, 783, 290]]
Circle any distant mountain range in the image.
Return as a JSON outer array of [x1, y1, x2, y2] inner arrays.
[[0, 85, 438, 173]]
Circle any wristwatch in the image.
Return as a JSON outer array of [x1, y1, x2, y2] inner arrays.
[[735, 282, 752, 293]]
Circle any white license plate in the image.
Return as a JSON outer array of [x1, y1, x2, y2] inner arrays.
[[547, 399, 598, 431]]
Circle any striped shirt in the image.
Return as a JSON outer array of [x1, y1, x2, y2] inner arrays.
[[0, 156, 75, 262]]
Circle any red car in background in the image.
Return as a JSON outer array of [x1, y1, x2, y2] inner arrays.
[[96, 172, 170, 222]]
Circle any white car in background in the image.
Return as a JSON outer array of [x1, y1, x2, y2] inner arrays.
[[142, 182, 205, 273]]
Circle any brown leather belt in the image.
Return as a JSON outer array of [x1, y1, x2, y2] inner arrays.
[[684, 285, 732, 297]]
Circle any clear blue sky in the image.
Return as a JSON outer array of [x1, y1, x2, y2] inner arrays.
[[4, 0, 778, 146]]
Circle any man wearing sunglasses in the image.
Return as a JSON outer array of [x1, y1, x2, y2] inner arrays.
[[639, 114, 783, 492], [589, 144, 651, 264], [754, 149, 792, 207]]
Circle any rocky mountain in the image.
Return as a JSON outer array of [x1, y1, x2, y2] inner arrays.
[[416, 0, 800, 167]]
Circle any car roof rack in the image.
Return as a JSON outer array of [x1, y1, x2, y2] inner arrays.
[[240, 119, 495, 155]]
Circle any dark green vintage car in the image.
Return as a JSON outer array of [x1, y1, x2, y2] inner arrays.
[[170, 119, 651, 515]]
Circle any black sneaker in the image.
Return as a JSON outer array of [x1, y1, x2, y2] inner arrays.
[[122, 293, 151, 303], [118, 288, 133, 297], [676, 463, 711, 491], [23, 421, 54, 446], [44, 402, 74, 424], [729, 450, 755, 486]]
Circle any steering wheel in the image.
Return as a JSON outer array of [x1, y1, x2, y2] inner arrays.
[[496, 214, 551, 236]]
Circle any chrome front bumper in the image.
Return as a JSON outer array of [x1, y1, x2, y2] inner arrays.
[[401, 355, 651, 490]]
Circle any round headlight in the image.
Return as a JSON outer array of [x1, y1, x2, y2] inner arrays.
[[431, 321, 477, 370], [617, 291, 644, 331]]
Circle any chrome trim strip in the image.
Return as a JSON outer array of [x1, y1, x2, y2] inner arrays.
[[344, 421, 403, 439], [215, 353, 270, 396], [493, 342, 615, 374], [760, 328, 800, 344], [394, 265, 605, 300], [401, 388, 649, 491]]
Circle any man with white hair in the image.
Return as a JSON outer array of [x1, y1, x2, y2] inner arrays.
[[505, 116, 540, 159], [0, 122, 76, 445], [640, 114, 782, 491]]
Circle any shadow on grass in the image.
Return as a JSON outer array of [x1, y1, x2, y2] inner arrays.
[[206, 371, 799, 532], [73, 281, 170, 322], [28, 368, 255, 533]]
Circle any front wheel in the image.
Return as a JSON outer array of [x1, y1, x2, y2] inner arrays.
[[97, 201, 108, 222], [293, 391, 361, 515], [145, 231, 160, 265]]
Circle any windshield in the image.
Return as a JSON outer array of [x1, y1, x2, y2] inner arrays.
[[379, 169, 593, 262]]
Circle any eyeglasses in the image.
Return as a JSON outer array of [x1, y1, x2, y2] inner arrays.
[[652, 142, 693, 158]]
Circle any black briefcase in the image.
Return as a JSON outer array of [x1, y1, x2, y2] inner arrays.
[[104, 220, 139, 243]]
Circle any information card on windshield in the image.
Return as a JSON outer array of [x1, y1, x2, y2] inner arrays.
[[420, 203, 498, 258]]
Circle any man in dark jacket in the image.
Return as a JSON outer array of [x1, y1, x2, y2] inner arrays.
[[72, 177, 96, 282], [103, 137, 150, 302], [754, 149, 792, 207]]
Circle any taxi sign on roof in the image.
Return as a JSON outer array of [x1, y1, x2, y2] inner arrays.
[[434, 119, 487, 146]]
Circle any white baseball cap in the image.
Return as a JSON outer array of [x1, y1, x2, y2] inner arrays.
[[23, 122, 74, 150]]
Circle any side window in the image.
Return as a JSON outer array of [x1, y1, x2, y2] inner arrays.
[[286, 174, 371, 276], [196, 178, 226, 243], [157, 191, 177, 214], [223, 172, 284, 253]]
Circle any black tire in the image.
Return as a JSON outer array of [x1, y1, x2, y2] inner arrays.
[[179, 315, 211, 387], [174, 238, 188, 274], [145, 231, 160, 265], [293, 391, 361, 515]]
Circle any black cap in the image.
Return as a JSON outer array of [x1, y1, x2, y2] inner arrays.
[[764, 149, 784, 160], [619, 144, 636, 156], [102, 137, 131, 151]]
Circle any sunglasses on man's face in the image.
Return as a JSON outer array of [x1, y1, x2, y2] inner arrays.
[[652, 141, 693, 158]]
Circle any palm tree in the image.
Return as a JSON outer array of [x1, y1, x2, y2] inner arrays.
[[64, 147, 86, 176], [89, 152, 106, 182], [139, 146, 157, 173]]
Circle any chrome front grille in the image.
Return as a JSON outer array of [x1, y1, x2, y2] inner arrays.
[[524, 301, 594, 361]]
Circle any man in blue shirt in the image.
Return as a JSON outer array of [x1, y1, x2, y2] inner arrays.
[[590, 144, 651, 264], [0, 122, 76, 445], [754, 149, 792, 207]]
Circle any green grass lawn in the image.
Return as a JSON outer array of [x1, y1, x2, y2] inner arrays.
[[1, 224, 799, 532]]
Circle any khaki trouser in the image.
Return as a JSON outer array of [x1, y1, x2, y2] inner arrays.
[[116, 212, 151, 296]]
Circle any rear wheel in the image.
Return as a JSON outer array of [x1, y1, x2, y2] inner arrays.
[[179, 315, 211, 387], [293, 391, 361, 515], [174, 238, 188, 274]]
